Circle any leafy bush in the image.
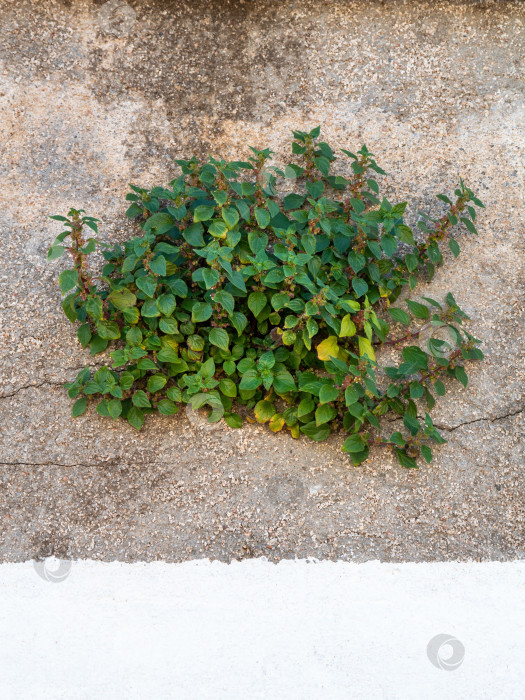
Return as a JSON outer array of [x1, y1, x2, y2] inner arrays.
[[48, 126, 485, 468]]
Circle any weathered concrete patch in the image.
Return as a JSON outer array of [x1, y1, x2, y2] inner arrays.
[[0, 0, 523, 562]]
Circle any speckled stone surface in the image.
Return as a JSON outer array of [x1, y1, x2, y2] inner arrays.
[[0, 0, 523, 562]]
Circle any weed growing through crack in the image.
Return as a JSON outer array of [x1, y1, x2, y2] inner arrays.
[[48, 127, 485, 468]]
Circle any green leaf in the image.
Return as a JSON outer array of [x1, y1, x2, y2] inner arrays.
[[213, 290, 235, 315], [402, 346, 428, 371], [254, 207, 270, 229], [273, 369, 296, 394], [149, 255, 167, 276], [352, 277, 369, 298], [345, 386, 359, 406], [314, 155, 330, 176], [157, 398, 179, 415], [421, 445, 433, 463], [388, 307, 411, 326], [107, 398, 122, 420], [132, 390, 151, 408], [135, 275, 157, 298], [222, 206, 239, 229], [297, 397, 315, 417], [209, 220, 228, 238], [448, 239, 460, 258], [183, 223, 205, 248], [342, 433, 365, 453], [47, 245, 65, 260], [405, 300, 429, 319], [77, 324, 91, 347], [96, 321, 121, 340], [209, 327, 229, 351], [434, 380, 446, 396], [396, 224, 415, 245], [108, 288, 137, 310], [224, 412, 243, 428], [86, 296, 103, 321], [201, 268, 220, 289], [395, 449, 418, 469], [219, 378, 237, 397], [165, 386, 182, 403], [147, 374, 167, 393], [137, 357, 158, 370], [157, 293, 176, 316], [194, 204, 216, 222], [239, 369, 262, 391], [248, 292, 267, 318], [143, 212, 174, 234], [89, 335, 108, 355], [72, 397, 87, 417], [461, 217, 478, 234], [389, 432, 405, 447], [122, 255, 138, 274], [127, 406, 145, 430], [455, 365, 468, 388], [315, 403, 336, 426], [157, 346, 179, 364], [229, 311, 248, 336], [319, 384, 339, 403], [59, 269, 78, 294], [403, 414, 420, 436], [123, 307, 139, 324], [192, 302, 213, 323], [300, 421, 331, 442], [141, 298, 161, 318], [126, 203, 142, 219]]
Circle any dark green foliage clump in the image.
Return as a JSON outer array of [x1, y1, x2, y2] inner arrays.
[[48, 126, 485, 468]]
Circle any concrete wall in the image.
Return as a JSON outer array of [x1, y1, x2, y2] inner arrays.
[[0, 0, 523, 562]]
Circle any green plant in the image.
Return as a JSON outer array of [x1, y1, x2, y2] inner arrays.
[[48, 126, 485, 468]]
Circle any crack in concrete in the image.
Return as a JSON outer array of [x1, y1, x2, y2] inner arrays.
[[0, 365, 104, 399], [0, 380, 65, 400], [433, 405, 524, 432], [0, 461, 119, 469], [1, 376, 523, 440]]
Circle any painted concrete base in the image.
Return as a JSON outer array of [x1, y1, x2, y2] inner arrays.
[[0, 560, 524, 699]]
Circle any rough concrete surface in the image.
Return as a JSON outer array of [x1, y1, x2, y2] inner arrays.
[[0, 0, 523, 562]]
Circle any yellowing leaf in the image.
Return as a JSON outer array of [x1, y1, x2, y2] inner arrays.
[[317, 336, 340, 361], [358, 336, 376, 362], [254, 400, 275, 423], [289, 423, 300, 439], [339, 314, 356, 338], [269, 414, 285, 432]]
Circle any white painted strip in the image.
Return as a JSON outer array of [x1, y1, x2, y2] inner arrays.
[[0, 560, 524, 699]]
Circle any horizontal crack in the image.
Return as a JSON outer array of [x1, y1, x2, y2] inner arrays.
[[0, 365, 104, 399], [0, 380, 65, 400], [433, 405, 524, 432], [0, 461, 132, 469]]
